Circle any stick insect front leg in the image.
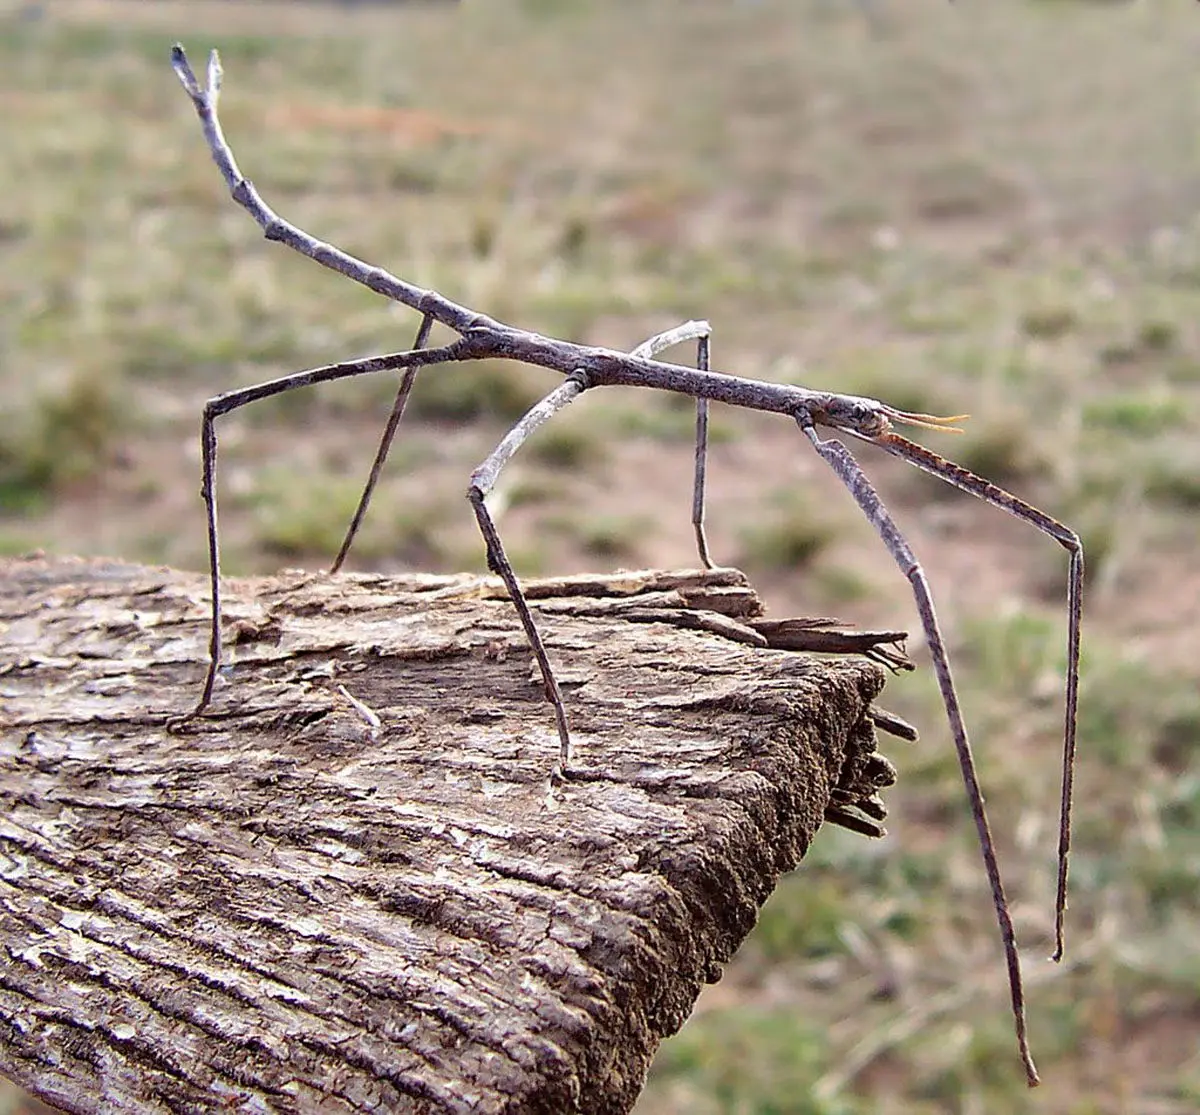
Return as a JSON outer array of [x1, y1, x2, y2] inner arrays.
[[798, 394, 1083, 1087], [796, 409, 1040, 1087], [173, 340, 469, 725], [868, 430, 1083, 965], [864, 429, 1089, 960]]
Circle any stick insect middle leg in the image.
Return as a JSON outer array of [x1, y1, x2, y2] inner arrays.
[[467, 373, 590, 778], [691, 335, 714, 569], [467, 321, 713, 777], [628, 319, 715, 568]]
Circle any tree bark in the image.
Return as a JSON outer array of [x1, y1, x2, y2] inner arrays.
[[0, 555, 905, 1115]]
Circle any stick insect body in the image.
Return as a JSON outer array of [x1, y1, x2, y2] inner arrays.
[[171, 47, 1082, 1088]]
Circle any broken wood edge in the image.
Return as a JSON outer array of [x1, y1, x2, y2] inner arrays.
[[0, 555, 908, 1115]]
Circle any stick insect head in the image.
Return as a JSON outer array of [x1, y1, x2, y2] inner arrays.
[[807, 393, 970, 440]]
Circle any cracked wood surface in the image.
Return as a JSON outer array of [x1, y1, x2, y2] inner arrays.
[[0, 555, 902, 1115]]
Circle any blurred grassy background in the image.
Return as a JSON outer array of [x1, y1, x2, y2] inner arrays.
[[2, 0, 1200, 1111]]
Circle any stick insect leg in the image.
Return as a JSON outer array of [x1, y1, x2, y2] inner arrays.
[[797, 413, 1040, 1088], [628, 319, 714, 568], [330, 313, 435, 573], [692, 336, 714, 569], [466, 372, 591, 778], [172, 342, 469, 725], [871, 431, 1083, 964]]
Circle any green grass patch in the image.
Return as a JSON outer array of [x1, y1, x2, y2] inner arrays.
[[0, 366, 131, 508], [1082, 391, 1190, 436], [646, 1007, 865, 1115], [525, 418, 609, 471], [406, 361, 549, 425], [242, 467, 449, 568], [737, 490, 836, 572], [577, 515, 648, 562]]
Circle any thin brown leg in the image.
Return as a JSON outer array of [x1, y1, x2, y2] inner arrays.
[[330, 313, 435, 573], [628, 320, 714, 568], [798, 413, 1040, 1088], [872, 431, 1083, 964], [692, 333, 714, 569], [466, 373, 590, 776], [170, 342, 468, 725]]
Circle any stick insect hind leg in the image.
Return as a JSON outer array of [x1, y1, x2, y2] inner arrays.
[[329, 313, 434, 573], [170, 340, 468, 726]]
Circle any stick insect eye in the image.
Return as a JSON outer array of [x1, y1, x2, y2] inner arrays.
[[850, 404, 890, 437]]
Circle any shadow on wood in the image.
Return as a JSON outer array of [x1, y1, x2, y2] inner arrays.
[[0, 555, 907, 1114]]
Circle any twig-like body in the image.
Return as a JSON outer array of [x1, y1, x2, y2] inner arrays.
[[170, 45, 1083, 1087]]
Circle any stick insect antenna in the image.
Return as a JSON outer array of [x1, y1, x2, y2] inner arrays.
[[796, 411, 1041, 1088]]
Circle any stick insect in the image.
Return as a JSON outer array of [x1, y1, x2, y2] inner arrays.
[[171, 46, 1081, 1087]]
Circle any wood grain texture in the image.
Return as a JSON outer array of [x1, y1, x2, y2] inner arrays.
[[0, 556, 902, 1115]]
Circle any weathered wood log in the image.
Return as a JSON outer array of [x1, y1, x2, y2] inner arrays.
[[0, 555, 905, 1115]]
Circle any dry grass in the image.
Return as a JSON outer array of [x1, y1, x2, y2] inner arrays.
[[3, 0, 1200, 1111]]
